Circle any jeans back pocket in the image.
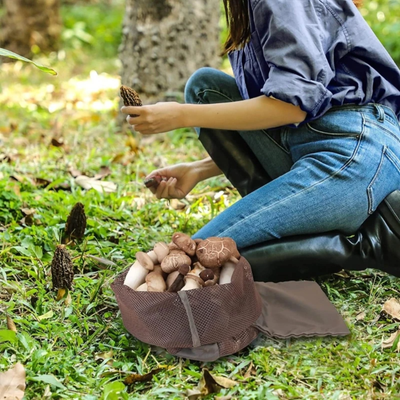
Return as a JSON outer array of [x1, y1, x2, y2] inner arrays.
[[307, 110, 363, 137]]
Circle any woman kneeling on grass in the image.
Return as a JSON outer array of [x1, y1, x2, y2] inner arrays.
[[121, 0, 400, 282]]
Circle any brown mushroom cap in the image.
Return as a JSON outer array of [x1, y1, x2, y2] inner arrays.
[[51, 245, 74, 290], [135, 252, 154, 271], [195, 237, 240, 268], [161, 252, 191, 273], [199, 269, 214, 282], [172, 232, 196, 256]]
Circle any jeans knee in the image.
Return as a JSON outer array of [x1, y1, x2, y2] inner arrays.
[[184, 67, 219, 105]]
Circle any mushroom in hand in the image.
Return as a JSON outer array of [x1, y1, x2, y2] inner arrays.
[[51, 245, 74, 300]]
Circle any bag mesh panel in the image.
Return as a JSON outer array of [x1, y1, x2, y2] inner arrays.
[[111, 257, 262, 349]]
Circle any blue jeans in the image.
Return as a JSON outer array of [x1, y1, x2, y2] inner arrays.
[[185, 67, 400, 249]]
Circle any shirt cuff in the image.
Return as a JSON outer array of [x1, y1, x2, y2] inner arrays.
[[261, 66, 332, 122]]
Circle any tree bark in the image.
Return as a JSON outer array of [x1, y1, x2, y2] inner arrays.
[[0, 0, 61, 57], [119, 0, 221, 103]]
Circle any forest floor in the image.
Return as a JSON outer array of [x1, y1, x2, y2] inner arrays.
[[1, 2, 400, 399]]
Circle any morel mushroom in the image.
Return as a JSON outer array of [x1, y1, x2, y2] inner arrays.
[[195, 237, 240, 268], [124, 251, 155, 290], [51, 245, 74, 300], [64, 202, 86, 241], [172, 232, 196, 256], [120, 85, 142, 107]]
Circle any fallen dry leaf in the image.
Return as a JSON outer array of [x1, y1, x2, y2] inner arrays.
[[93, 166, 111, 180], [75, 175, 117, 193], [124, 367, 164, 385], [355, 311, 366, 321], [0, 362, 26, 400], [382, 298, 400, 320], [50, 137, 64, 147], [6, 316, 17, 332], [381, 329, 400, 351], [198, 369, 238, 397], [243, 361, 256, 379]]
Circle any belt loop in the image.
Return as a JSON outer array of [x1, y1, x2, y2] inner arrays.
[[374, 104, 385, 123]]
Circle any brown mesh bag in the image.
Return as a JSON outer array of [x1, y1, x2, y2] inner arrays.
[[111, 257, 262, 350], [111, 257, 350, 361]]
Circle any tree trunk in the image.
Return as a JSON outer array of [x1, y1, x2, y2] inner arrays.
[[0, 0, 61, 57], [119, 0, 221, 103]]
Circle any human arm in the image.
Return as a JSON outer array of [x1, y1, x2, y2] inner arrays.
[[121, 95, 306, 135], [145, 157, 222, 199]]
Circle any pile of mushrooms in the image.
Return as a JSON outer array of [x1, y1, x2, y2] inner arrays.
[[123, 233, 241, 292]]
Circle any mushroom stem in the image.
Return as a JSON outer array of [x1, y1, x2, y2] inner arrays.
[[219, 261, 237, 284], [123, 260, 150, 290], [168, 264, 190, 292], [181, 265, 205, 291]]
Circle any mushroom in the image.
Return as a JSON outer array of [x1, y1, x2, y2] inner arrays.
[[199, 268, 215, 284], [120, 85, 142, 107], [146, 242, 169, 264], [64, 202, 86, 241], [123, 251, 155, 290], [219, 261, 237, 284], [168, 264, 191, 292], [181, 264, 205, 291], [195, 237, 240, 268], [172, 232, 196, 256], [166, 270, 180, 289], [51, 245, 74, 300], [168, 242, 180, 251], [136, 282, 148, 291], [161, 252, 192, 274], [146, 265, 166, 292], [144, 175, 168, 189]]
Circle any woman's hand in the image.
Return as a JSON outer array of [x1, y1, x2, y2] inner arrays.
[[145, 163, 201, 199], [121, 102, 185, 135], [145, 158, 223, 200]]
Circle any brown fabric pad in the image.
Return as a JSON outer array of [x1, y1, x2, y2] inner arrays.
[[254, 281, 350, 338]]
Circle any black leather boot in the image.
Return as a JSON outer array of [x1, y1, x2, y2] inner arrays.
[[199, 129, 271, 197], [241, 190, 400, 281], [198, 129, 400, 282]]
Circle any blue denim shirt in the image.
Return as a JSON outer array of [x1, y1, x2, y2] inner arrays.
[[228, 0, 400, 122]]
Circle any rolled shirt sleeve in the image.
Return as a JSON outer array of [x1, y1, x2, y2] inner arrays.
[[253, 0, 341, 119]]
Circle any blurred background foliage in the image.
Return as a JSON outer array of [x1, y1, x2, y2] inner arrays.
[[0, 0, 399, 65], [360, 0, 400, 64]]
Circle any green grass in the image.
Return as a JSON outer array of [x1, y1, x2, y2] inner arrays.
[[1, 2, 400, 399]]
